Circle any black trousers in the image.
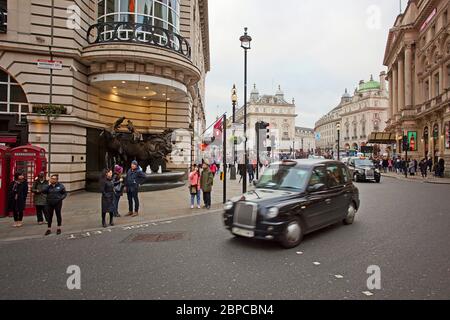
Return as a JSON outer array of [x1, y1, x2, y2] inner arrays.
[[47, 202, 63, 228], [36, 205, 48, 223], [12, 204, 24, 222], [203, 191, 211, 208], [102, 212, 114, 224], [127, 190, 140, 212]]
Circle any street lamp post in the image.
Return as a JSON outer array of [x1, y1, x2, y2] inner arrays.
[[240, 27, 252, 194], [230, 85, 238, 180], [336, 123, 341, 161]]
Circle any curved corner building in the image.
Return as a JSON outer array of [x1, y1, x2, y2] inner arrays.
[[0, 0, 210, 191]]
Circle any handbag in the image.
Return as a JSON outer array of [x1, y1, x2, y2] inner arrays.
[[190, 185, 198, 195]]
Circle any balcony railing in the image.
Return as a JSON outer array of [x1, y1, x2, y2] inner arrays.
[[86, 22, 191, 59], [0, 7, 7, 33]]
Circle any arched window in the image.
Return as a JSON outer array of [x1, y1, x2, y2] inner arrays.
[[0, 69, 29, 123]]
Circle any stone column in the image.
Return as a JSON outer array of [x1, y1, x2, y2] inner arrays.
[[398, 55, 405, 112], [392, 65, 398, 116], [405, 45, 413, 108], [388, 73, 394, 120]]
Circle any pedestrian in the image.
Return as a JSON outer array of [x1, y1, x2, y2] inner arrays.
[[238, 163, 245, 183], [7, 171, 28, 228], [100, 169, 115, 228], [42, 174, 67, 236], [388, 158, 393, 172], [419, 158, 428, 178], [210, 161, 217, 177], [200, 160, 214, 210], [247, 161, 255, 182], [112, 165, 124, 217], [427, 157, 433, 173], [409, 159, 416, 176], [438, 157, 445, 178], [31, 171, 48, 225], [125, 160, 146, 217], [189, 164, 201, 209]]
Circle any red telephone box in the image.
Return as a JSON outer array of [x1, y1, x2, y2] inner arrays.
[[9, 145, 47, 216], [0, 146, 11, 217]]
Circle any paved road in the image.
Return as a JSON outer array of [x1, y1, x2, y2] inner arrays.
[[1, 178, 450, 300]]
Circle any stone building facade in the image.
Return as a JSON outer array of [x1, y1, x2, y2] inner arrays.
[[0, 0, 210, 191], [383, 0, 450, 176], [315, 73, 389, 154], [234, 85, 297, 154], [294, 127, 315, 154]]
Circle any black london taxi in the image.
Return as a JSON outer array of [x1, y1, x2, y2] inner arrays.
[[223, 159, 360, 248], [346, 157, 381, 183]]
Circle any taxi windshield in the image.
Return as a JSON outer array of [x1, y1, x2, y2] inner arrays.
[[256, 165, 309, 191], [355, 159, 373, 166]]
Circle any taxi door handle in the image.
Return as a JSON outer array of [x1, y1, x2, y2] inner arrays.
[[325, 198, 332, 204]]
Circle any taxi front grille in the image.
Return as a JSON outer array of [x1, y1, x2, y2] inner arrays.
[[234, 202, 257, 228]]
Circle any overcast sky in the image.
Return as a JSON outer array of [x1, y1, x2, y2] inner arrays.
[[204, 0, 404, 129]]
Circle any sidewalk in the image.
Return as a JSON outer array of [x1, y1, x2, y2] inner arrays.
[[0, 174, 246, 241], [382, 171, 450, 184]]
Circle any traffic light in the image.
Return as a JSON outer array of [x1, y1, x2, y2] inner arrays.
[[402, 135, 409, 151]]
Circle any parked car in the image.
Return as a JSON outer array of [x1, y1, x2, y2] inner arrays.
[[347, 157, 381, 183], [223, 159, 360, 248]]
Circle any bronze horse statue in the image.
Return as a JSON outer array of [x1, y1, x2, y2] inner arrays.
[[100, 127, 175, 173]]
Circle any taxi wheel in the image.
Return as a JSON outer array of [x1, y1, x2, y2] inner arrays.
[[353, 173, 359, 182], [280, 218, 303, 249], [343, 203, 356, 225]]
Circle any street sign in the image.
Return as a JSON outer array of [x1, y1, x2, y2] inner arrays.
[[231, 123, 244, 131], [37, 59, 63, 70]]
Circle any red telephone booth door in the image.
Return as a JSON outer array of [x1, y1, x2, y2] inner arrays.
[[10, 145, 47, 216], [0, 146, 11, 217]]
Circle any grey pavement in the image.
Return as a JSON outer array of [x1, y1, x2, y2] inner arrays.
[[382, 171, 450, 184], [0, 178, 449, 299], [0, 174, 245, 241]]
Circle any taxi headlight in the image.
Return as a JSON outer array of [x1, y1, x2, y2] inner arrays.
[[375, 169, 380, 173], [266, 207, 279, 219], [224, 201, 234, 211]]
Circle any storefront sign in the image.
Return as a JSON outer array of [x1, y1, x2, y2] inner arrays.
[[37, 59, 63, 70], [407, 131, 417, 151]]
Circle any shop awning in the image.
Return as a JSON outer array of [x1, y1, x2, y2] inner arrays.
[[368, 132, 397, 144]]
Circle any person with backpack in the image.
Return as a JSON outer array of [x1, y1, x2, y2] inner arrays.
[[189, 164, 201, 209], [32, 171, 49, 225], [200, 160, 214, 210]]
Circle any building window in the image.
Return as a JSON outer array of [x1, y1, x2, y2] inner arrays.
[[434, 72, 440, 97], [425, 80, 430, 100], [0, 0, 6, 33], [97, 0, 180, 33], [0, 69, 29, 123]]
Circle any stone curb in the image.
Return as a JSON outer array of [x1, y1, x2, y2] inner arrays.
[[381, 174, 450, 185], [0, 208, 224, 243]]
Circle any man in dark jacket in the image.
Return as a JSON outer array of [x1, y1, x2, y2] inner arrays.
[[32, 171, 48, 225], [8, 171, 28, 228], [200, 160, 214, 209], [42, 174, 67, 236], [125, 160, 146, 217]]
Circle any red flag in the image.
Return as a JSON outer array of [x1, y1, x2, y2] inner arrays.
[[129, 0, 135, 12], [213, 118, 223, 144]]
